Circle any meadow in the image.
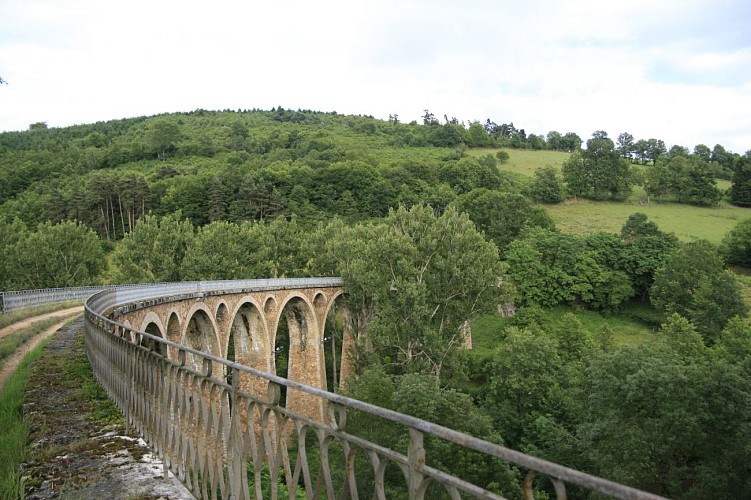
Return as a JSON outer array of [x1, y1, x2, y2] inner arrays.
[[470, 148, 751, 244]]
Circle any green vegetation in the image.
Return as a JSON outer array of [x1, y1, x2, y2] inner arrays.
[[468, 148, 571, 177], [1, 109, 750, 498], [64, 340, 123, 425], [0, 338, 49, 498]]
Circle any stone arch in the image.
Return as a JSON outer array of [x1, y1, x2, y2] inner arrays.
[[320, 291, 349, 392], [274, 294, 325, 421], [165, 312, 181, 360], [143, 321, 167, 356], [216, 302, 229, 326], [227, 299, 270, 406], [139, 312, 165, 338], [264, 296, 277, 316], [182, 307, 220, 374]]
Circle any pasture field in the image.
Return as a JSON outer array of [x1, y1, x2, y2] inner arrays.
[[544, 199, 751, 244], [468, 148, 571, 178], [467, 149, 748, 245]]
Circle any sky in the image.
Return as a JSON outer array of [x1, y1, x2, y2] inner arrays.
[[1, 0, 750, 153]]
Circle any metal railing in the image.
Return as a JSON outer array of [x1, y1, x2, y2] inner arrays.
[[2, 278, 344, 313], [0, 285, 107, 312], [84, 279, 666, 500]]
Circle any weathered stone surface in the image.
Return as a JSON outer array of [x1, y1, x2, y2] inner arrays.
[[114, 286, 346, 423], [21, 319, 192, 499]]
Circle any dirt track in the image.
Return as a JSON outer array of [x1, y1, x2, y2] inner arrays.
[[0, 310, 83, 390], [0, 306, 83, 340]]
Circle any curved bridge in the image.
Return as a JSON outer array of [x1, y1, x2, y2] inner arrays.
[[84, 278, 664, 500]]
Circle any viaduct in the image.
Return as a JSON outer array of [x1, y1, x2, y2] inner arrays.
[[109, 278, 349, 423]]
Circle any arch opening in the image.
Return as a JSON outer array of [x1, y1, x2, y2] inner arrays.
[[184, 309, 219, 373], [322, 296, 348, 392], [275, 296, 323, 419], [227, 302, 267, 390], [143, 322, 166, 356]]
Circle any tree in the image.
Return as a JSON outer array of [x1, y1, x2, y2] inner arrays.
[[345, 367, 523, 498], [6, 220, 104, 289], [561, 151, 588, 198], [575, 333, 751, 498], [485, 326, 564, 447], [651, 240, 747, 341], [562, 132, 633, 200], [616, 132, 635, 160], [454, 189, 554, 253], [645, 155, 721, 206], [619, 213, 679, 300], [667, 144, 690, 159], [688, 271, 749, 344], [645, 138, 667, 165], [146, 119, 182, 160], [323, 204, 503, 380], [505, 228, 632, 310], [112, 213, 194, 283], [693, 144, 711, 162], [530, 165, 564, 203], [181, 221, 274, 280], [437, 157, 503, 195], [467, 121, 492, 147], [560, 132, 582, 152], [0, 218, 28, 290], [713, 316, 751, 368], [730, 152, 751, 207], [721, 217, 751, 267], [422, 109, 439, 126]]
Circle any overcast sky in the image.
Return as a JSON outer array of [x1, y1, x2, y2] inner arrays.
[[1, 0, 750, 152]]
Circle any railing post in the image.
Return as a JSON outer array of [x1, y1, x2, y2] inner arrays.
[[408, 428, 426, 500]]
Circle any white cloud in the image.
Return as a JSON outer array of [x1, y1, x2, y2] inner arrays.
[[1, 0, 749, 152]]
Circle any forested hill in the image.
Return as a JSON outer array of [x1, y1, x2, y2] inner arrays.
[[3, 108, 749, 242], [0, 108, 534, 236]]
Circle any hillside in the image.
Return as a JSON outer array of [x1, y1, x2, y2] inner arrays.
[[2, 109, 749, 244]]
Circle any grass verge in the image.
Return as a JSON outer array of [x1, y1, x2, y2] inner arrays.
[[0, 338, 50, 498], [64, 338, 123, 425]]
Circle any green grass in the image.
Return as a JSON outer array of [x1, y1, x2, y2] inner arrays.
[[468, 148, 571, 178], [0, 301, 81, 330], [0, 338, 50, 498], [64, 339, 124, 425], [468, 149, 751, 244], [470, 314, 513, 355], [471, 303, 658, 353], [544, 199, 751, 244]]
